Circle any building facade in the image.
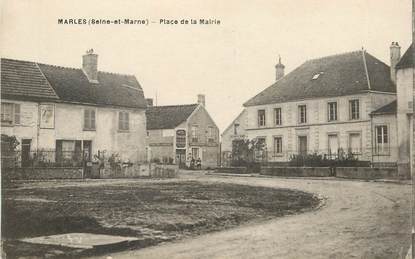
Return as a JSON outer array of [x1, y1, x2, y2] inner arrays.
[[146, 95, 220, 168], [372, 43, 414, 175], [1, 51, 148, 166], [223, 46, 404, 167]]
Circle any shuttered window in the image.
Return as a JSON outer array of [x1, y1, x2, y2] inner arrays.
[[1, 103, 20, 125], [119, 111, 130, 131], [84, 109, 96, 130]]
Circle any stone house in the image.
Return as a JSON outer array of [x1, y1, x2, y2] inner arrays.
[[371, 43, 414, 176], [1, 50, 148, 166], [223, 45, 402, 167], [220, 109, 248, 165], [146, 95, 220, 168]]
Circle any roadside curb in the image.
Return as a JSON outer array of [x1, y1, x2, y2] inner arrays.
[[205, 172, 412, 185]]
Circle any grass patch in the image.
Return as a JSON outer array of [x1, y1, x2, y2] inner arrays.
[[2, 180, 320, 257]]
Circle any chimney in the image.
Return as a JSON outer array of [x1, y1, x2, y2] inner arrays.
[[390, 42, 401, 84], [275, 55, 285, 81], [197, 94, 206, 107], [82, 49, 98, 83], [146, 98, 153, 107]]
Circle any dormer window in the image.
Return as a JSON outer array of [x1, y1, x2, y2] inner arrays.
[[312, 72, 324, 80]]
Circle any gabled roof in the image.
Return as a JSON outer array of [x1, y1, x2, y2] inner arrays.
[[222, 109, 246, 136], [1, 58, 147, 109], [396, 43, 414, 69], [146, 104, 199, 130], [1, 59, 59, 101], [244, 50, 396, 107], [371, 100, 397, 115]]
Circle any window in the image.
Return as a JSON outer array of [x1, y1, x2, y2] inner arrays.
[[375, 125, 389, 154], [348, 133, 361, 154], [118, 111, 129, 131], [298, 105, 307, 124], [349, 99, 360, 120], [84, 109, 96, 130], [233, 123, 240, 135], [273, 137, 282, 155], [328, 102, 337, 121], [191, 147, 199, 159], [55, 140, 82, 163], [191, 125, 198, 142], [1, 103, 20, 125], [274, 108, 282, 125], [208, 126, 215, 143], [258, 110, 266, 127]]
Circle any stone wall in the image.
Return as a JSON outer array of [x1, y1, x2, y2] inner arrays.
[[3, 167, 83, 180], [99, 163, 178, 178], [214, 167, 248, 174], [260, 167, 332, 177], [335, 167, 408, 180]]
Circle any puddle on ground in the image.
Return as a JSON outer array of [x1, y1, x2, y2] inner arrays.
[[21, 233, 139, 249]]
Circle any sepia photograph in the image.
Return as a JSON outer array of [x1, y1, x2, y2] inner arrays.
[[0, 0, 414, 258]]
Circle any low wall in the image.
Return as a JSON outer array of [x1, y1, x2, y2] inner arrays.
[[335, 167, 403, 180], [3, 167, 83, 180], [99, 163, 178, 179], [260, 167, 332, 177], [214, 167, 248, 174]]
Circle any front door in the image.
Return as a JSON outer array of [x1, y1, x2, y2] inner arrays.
[[176, 149, 186, 169], [328, 134, 339, 159], [298, 136, 307, 156], [21, 139, 31, 167], [83, 141, 92, 178]]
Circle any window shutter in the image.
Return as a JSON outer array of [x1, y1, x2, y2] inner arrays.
[[55, 140, 63, 163], [91, 110, 96, 129], [118, 112, 122, 130], [125, 112, 129, 130], [75, 140, 82, 162], [84, 110, 89, 129], [14, 104, 20, 124]]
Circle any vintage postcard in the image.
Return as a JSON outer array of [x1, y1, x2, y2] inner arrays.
[[1, 0, 414, 258]]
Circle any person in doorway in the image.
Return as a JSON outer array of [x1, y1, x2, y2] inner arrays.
[[196, 157, 202, 170]]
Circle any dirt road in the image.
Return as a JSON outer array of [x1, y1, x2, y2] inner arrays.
[[92, 172, 412, 259]]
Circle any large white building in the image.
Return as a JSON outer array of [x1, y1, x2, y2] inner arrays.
[[1, 50, 148, 167], [222, 43, 412, 177]]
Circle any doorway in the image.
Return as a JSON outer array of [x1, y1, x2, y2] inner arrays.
[[21, 139, 31, 167], [176, 149, 186, 169], [83, 141, 92, 178], [328, 134, 339, 159], [298, 136, 307, 155]]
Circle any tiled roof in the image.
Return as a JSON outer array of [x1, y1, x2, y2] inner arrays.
[[1, 59, 59, 101], [146, 104, 199, 130], [371, 100, 397, 115], [244, 50, 396, 106], [396, 43, 414, 69], [1, 58, 147, 109]]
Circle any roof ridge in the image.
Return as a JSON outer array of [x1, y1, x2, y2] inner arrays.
[[2, 58, 135, 76], [305, 50, 362, 63], [37, 62, 79, 70], [148, 103, 198, 108]]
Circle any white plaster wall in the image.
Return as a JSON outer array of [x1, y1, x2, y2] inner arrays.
[[1, 99, 147, 163]]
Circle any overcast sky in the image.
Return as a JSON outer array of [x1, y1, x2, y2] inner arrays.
[[1, 0, 412, 131]]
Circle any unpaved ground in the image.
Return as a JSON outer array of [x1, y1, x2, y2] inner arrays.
[[93, 172, 412, 259], [2, 176, 319, 258]]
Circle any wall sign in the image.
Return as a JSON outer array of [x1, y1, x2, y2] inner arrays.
[[176, 129, 186, 148], [40, 104, 55, 128]]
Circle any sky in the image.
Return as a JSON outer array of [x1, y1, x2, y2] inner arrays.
[[0, 0, 412, 132]]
